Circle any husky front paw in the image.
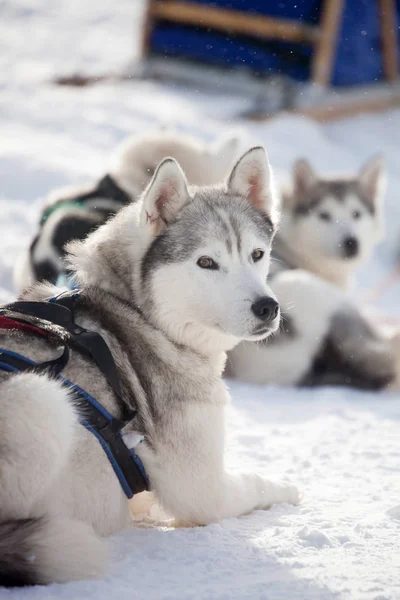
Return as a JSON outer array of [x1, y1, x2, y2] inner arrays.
[[257, 475, 303, 508], [272, 480, 303, 505]]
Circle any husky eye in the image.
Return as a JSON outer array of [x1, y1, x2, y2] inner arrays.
[[197, 256, 218, 270], [251, 249, 264, 262], [319, 212, 331, 221], [353, 210, 361, 219]]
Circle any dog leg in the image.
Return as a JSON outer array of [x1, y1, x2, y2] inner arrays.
[[138, 403, 300, 526], [0, 373, 77, 520]]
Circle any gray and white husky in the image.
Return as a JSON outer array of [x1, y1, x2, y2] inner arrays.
[[13, 129, 239, 293], [228, 156, 400, 389], [0, 147, 300, 586]]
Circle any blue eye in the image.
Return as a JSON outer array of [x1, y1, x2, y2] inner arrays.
[[197, 256, 219, 270]]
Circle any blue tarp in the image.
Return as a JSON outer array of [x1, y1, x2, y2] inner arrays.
[[149, 0, 400, 86]]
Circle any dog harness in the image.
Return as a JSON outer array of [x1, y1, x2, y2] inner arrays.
[[30, 175, 132, 286], [39, 175, 132, 226], [0, 290, 149, 499]]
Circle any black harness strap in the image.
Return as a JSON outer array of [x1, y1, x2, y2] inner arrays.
[[39, 174, 131, 227], [2, 294, 123, 403], [0, 346, 67, 376], [96, 174, 132, 206], [0, 291, 149, 498], [33, 175, 132, 286]]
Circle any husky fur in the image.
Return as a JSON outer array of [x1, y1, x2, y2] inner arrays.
[[0, 147, 300, 586], [13, 130, 240, 293], [227, 156, 400, 389]]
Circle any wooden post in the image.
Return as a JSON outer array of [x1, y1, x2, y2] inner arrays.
[[311, 0, 344, 87], [141, 0, 156, 60], [380, 0, 399, 82]]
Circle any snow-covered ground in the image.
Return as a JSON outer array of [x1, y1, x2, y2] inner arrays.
[[1, 2, 400, 598]]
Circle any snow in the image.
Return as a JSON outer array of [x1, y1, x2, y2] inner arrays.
[[1, 1, 400, 598]]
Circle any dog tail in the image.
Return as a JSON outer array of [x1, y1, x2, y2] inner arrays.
[[0, 515, 108, 587]]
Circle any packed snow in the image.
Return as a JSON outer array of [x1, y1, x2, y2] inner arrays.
[[0, 1, 399, 598]]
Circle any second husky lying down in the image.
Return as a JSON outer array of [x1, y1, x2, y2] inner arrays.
[[228, 156, 400, 389], [13, 129, 239, 293], [0, 147, 300, 586]]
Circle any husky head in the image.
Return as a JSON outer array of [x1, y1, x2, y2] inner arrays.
[[279, 156, 386, 284], [69, 147, 280, 355], [110, 131, 240, 196]]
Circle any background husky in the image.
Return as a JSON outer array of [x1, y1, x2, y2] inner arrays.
[[227, 156, 400, 390], [0, 147, 300, 586], [271, 155, 385, 290], [13, 130, 239, 293]]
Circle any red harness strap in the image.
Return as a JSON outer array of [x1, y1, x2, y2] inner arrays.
[[0, 315, 49, 337]]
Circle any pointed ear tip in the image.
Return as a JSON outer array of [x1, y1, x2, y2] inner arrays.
[[157, 156, 184, 174], [250, 145, 266, 155], [159, 156, 178, 167], [362, 154, 386, 174], [214, 134, 240, 153], [294, 158, 312, 170], [226, 135, 240, 148], [241, 146, 268, 163]]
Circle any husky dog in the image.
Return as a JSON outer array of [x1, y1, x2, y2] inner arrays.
[[13, 130, 239, 293], [271, 156, 385, 290], [0, 148, 300, 586], [227, 156, 400, 389]]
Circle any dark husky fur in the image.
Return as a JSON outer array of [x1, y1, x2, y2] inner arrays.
[[0, 519, 43, 587], [30, 176, 130, 285], [301, 308, 395, 390]]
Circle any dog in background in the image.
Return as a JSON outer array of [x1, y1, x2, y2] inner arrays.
[[271, 156, 385, 290], [13, 130, 239, 293], [227, 156, 400, 390]]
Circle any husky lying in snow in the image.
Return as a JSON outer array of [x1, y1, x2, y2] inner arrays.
[[0, 148, 300, 586], [227, 156, 400, 389], [13, 130, 239, 293]]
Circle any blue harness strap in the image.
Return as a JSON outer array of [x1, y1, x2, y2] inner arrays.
[[0, 293, 149, 499]]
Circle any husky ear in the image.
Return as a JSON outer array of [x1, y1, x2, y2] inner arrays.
[[293, 159, 316, 198], [210, 133, 240, 158], [140, 158, 189, 234], [227, 146, 274, 214], [358, 155, 386, 204]]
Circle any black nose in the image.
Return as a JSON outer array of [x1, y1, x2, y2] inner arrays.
[[251, 297, 279, 322], [343, 236, 359, 258]]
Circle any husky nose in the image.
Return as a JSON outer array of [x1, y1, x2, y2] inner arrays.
[[343, 236, 359, 258], [251, 297, 279, 322]]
